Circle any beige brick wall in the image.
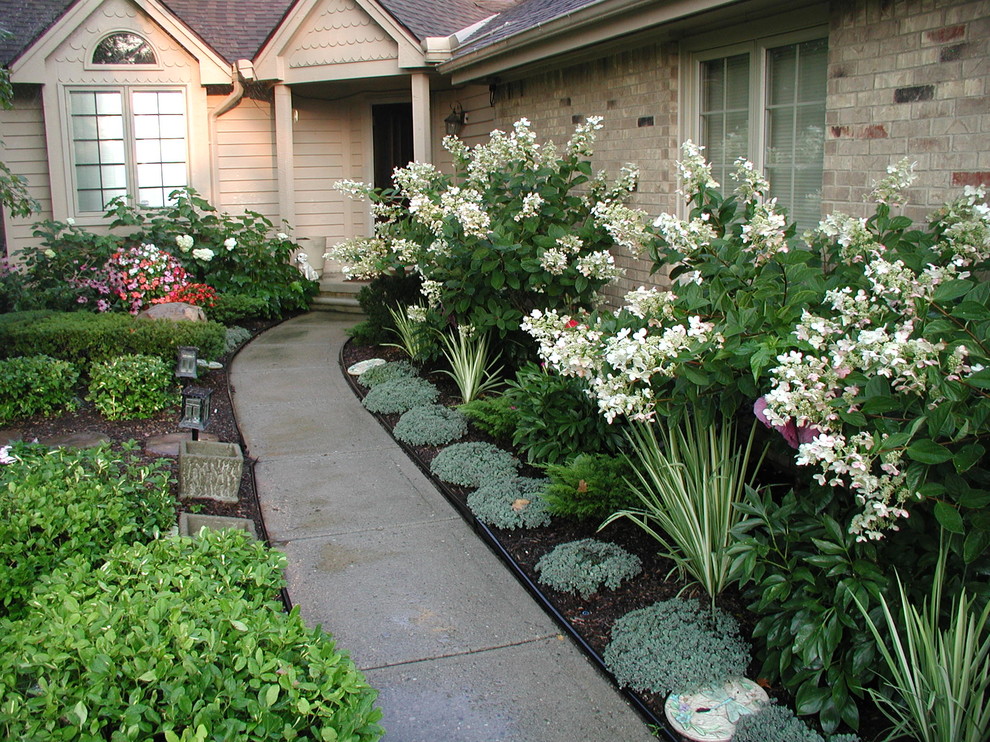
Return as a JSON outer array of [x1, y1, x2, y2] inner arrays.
[[825, 0, 990, 223], [488, 43, 681, 304]]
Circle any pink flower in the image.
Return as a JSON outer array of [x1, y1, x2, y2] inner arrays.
[[754, 396, 821, 450]]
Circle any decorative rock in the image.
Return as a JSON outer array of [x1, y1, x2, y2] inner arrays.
[[179, 512, 258, 540], [197, 359, 223, 370], [145, 431, 219, 457], [665, 677, 769, 742], [38, 430, 111, 449], [347, 358, 386, 375], [178, 440, 244, 502], [137, 302, 207, 322]]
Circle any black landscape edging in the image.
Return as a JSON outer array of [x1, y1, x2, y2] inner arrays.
[[338, 342, 675, 740]]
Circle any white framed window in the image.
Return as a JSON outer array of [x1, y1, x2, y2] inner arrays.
[[685, 30, 827, 235], [68, 87, 188, 213]]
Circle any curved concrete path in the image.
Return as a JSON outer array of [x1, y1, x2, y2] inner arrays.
[[230, 312, 656, 742]]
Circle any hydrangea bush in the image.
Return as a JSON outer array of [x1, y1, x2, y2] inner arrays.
[[325, 118, 655, 352], [524, 145, 990, 550]]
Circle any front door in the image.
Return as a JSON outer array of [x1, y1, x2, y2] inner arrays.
[[372, 103, 413, 192]]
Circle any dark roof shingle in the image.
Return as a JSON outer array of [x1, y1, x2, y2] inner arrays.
[[377, 0, 500, 40], [453, 0, 603, 55], [0, 0, 74, 66], [159, 0, 296, 62]]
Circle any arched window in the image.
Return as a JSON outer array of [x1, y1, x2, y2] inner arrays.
[[92, 32, 156, 65]]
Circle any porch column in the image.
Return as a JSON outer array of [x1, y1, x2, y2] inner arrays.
[[410, 72, 432, 163], [274, 83, 296, 228]]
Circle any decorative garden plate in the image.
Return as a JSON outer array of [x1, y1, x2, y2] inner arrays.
[[347, 358, 387, 375], [664, 677, 769, 742]]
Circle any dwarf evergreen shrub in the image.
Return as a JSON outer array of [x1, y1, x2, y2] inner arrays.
[[393, 404, 467, 447], [535, 538, 642, 599], [0, 530, 383, 741], [467, 476, 551, 530], [429, 441, 519, 488], [603, 597, 750, 695], [458, 394, 519, 440], [357, 360, 417, 388], [361, 376, 439, 415], [541, 453, 638, 520], [0, 355, 79, 422]]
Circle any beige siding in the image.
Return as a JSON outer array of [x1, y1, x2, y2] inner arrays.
[[212, 93, 279, 221], [2, 88, 54, 258]]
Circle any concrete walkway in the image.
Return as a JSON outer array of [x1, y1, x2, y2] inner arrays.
[[230, 312, 656, 742]]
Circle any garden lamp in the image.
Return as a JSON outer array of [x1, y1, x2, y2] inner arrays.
[[176, 346, 199, 379], [179, 386, 212, 440], [444, 104, 466, 136]]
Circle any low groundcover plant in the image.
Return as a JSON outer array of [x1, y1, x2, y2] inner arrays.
[[535, 538, 642, 599]]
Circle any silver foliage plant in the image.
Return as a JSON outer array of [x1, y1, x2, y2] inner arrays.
[[535, 538, 642, 599]]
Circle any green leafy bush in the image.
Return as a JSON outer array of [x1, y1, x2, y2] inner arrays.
[[466, 476, 551, 530], [22, 219, 120, 311], [541, 453, 638, 520], [393, 404, 467, 447], [0, 442, 174, 619], [0, 529, 384, 741], [602, 597, 750, 695], [535, 538, 642, 599], [458, 394, 519, 440], [504, 363, 626, 465], [361, 377, 439, 415], [0, 256, 28, 313], [0, 355, 79, 422], [88, 354, 180, 419], [224, 326, 253, 355], [326, 118, 653, 353], [106, 189, 317, 318], [357, 360, 417, 388], [729, 487, 888, 733], [347, 273, 425, 346], [732, 702, 853, 742], [209, 293, 270, 325], [0, 311, 226, 366], [429, 441, 519, 488]]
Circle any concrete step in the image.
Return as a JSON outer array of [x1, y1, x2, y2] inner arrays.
[[312, 276, 367, 314]]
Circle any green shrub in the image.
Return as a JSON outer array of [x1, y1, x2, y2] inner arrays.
[[361, 377, 439, 415], [393, 404, 467, 447], [0, 442, 174, 619], [732, 702, 860, 742], [224, 325, 254, 355], [458, 394, 519, 440], [429, 441, 519, 488], [0, 355, 79, 422], [349, 273, 425, 345], [535, 538, 642, 599], [209, 293, 270, 325], [0, 257, 28, 313], [602, 597, 750, 695], [504, 363, 626, 465], [0, 529, 384, 741], [0, 311, 225, 366], [88, 354, 180, 419], [466, 476, 551, 530], [357, 360, 417, 388], [541, 453, 638, 520], [22, 219, 120, 311]]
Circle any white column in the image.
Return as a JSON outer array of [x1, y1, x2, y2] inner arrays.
[[274, 83, 295, 228], [410, 72, 432, 163]]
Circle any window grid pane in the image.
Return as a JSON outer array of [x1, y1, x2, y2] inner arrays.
[[700, 54, 749, 186], [764, 38, 827, 236], [132, 91, 188, 206], [70, 91, 126, 212]]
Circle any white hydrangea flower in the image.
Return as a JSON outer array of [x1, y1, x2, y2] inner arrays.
[[192, 247, 215, 262], [224, 237, 237, 251]]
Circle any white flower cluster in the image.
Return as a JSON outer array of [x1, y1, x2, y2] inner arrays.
[[334, 179, 377, 201], [522, 306, 723, 423], [808, 213, 877, 261], [192, 247, 214, 262], [653, 212, 717, 255], [540, 248, 569, 275], [175, 234, 193, 253], [224, 237, 237, 251], [592, 201, 653, 253], [420, 279, 443, 308], [323, 237, 389, 280], [463, 118, 549, 184], [676, 140, 719, 200], [565, 115, 604, 158], [938, 185, 990, 266], [730, 158, 770, 204], [406, 305, 428, 323], [739, 198, 789, 264], [514, 192, 544, 222], [623, 286, 677, 320], [868, 158, 917, 206], [576, 250, 621, 281]]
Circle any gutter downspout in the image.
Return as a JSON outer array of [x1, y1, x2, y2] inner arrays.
[[208, 64, 246, 204]]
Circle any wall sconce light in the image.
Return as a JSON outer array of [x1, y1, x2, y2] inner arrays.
[[179, 386, 212, 440], [176, 346, 199, 379], [444, 104, 466, 136]]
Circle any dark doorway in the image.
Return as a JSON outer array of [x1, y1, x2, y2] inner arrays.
[[372, 103, 413, 191]]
